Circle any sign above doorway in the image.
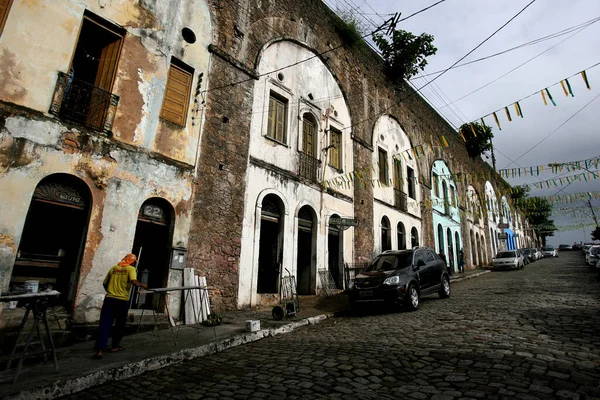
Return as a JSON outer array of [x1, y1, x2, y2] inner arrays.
[[330, 217, 359, 231]]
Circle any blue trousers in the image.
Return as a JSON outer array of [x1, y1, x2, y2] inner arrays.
[[95, 297, 129, 351]]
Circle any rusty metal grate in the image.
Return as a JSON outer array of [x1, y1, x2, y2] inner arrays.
[[394, 188, 408, 212], [49, 72, 119, 133], [298, 152, 321, 183]]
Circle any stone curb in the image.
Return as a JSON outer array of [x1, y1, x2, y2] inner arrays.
[[450, 270, 491, 283], [5, 313, 334, 400]]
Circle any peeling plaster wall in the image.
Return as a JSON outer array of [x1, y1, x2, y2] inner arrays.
[[0, 0, 212, 165], [237, 165, 354, 307], [0, 0, 211, 323]]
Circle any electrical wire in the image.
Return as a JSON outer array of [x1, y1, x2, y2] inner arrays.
[[502, 92, 600, 169], [413, 16, 600, 79], [344, 0, 539, 133], [440, 22, 596, 109]]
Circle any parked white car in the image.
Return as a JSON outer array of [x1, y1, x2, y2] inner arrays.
[[541, 246, 558, 258], [493, 251, 524, 270], [585, 245, 600, 266]]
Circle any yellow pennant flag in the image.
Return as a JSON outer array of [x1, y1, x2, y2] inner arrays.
[[458, 128, 466, 142], [541, 90, 548, 106], [493, 112, 501, 130], [470, 123, 477, 137], [560, 80, 569, 97], [505, 107, 512, 122]]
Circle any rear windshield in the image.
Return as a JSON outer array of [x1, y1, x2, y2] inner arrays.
[[591, 247, 600, 255], [521, 249, 531, 254], [365, 253, 412, 272], [542, 247, 554, 251], [496, 251, 516, 258]]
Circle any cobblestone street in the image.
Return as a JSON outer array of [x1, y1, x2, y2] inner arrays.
[[63, 252, 600, 400]]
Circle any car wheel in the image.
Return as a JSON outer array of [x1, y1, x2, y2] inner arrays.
[[406, 285, 419, 311], [439, 276, 451, 299]]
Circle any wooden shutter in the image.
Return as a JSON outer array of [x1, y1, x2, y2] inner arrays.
[[393, 159, 402, 190], [302, 117, 315, 156], [161, 63, 193, 126], [267, 94, 287, 143], [329, 129, 341, 169], [94, 38, 122, 91], [378, 149, 387, 184], [0, 0, 14, 38]]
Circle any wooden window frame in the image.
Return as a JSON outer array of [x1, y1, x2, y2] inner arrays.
[[266, 91, 288, 144], [329, 127, 342, 171], [0, 0, 14, 38], [393, 158, 402, 190], [432, 173, 439, 197], [160, 58, 194, 127], [407, 166, 415, 199], [302, 114, 317, 157], [378, 148, 388, 185]]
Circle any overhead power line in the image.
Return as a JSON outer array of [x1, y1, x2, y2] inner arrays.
[[344, 0, 539, 132], [412, 16, 600, 78], [440, 19, 597, 109], [502, 92, 600, 169]]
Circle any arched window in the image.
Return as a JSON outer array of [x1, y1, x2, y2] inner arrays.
[[301, 113, 317, 157], [381, 216, 391, 252], [437, 224, 444, 254], [397, 222, 406, 250], [411, 227, 419, 248]]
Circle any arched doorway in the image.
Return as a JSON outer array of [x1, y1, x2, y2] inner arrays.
[[476, 233, 482, 267], [297, 205, 316, 295], [411, 227, 419, 248], [446, 228, 454, 273], [328, 214, 344, 289], [381, 216, 391, 252], [454, 231, 461, 270], [131, 198, 174, 310], [470, 229, 477, 266], [257, 195, 284, 294], [12, 174, 91, 309], [397, 222, 406, 250], [437, 224, 444, 255]]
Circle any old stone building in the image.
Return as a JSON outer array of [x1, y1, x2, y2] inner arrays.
[[0, 0, 536, 321], [0, 0, 211, 323]]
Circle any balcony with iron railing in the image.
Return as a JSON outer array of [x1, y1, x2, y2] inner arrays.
[[393, 188, 408, 212], [49, 72, 119, 133], [298, 152, 321, 184]]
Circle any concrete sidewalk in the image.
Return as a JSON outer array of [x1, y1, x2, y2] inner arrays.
[[0, 269, 491, 400], [0, 294, 349, 400]]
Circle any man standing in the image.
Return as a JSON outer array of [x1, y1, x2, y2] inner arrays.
[[459, 249, 465, 273], [93, 254, 147, 359]]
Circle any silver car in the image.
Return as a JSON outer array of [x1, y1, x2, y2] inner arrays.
[[585, 245, 600, 266], [541, 246, 558, 258], [493, 250, 524, 270]]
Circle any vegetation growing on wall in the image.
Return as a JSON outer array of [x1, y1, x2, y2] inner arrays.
[[459, 122, 494, 159], [333, 9, 368, 48], [372, 29, 437, 82]]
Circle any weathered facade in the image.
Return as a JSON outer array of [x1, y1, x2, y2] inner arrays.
[[0, 0, 212, 323], [1, 0, 537, 321]]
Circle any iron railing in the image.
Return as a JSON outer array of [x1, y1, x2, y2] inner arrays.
[[344, 262, 368, 290], [298, 152, 321, 183], [394, 188, 408, 212], [49, 72, 119, 133]]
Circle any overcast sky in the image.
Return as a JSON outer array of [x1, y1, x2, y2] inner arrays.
[[325, 0, 600, 245]]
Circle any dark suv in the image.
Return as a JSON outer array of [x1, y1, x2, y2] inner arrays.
[[349, 247, 451, 312]]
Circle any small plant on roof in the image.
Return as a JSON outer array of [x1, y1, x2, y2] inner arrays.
[[372, 29, 437, 82], [459, 122, 494, 159]]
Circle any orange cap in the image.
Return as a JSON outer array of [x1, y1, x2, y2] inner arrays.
[[118, 253, 137, 266]]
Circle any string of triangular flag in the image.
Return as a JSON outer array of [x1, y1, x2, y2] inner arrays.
[[515, 169, 600, 190], [498, 156, 600, 178], [322, 136, 451, 189], [471, 61, 599, 131]]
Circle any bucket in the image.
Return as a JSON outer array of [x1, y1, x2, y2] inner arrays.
[[24, 280, 39, 294], [246, 320, 260, 332]]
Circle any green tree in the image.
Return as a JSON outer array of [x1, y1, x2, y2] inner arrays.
[[519, 197, 556, 245], [372, 29, 437, 81], [592, 226, 600, 241], [459, 122, 494, 159]]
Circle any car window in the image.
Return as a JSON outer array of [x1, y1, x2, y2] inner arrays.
[[542, 247, 554, 251], [414, 252, 426, 266], [496, 251, 516, 258], [425, 251, 436, 262], [365, 253, 412, 272]]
